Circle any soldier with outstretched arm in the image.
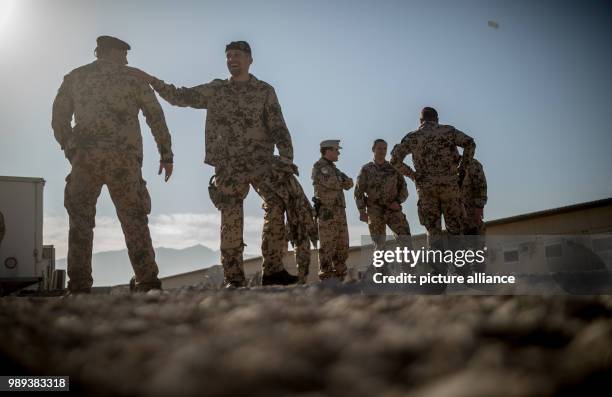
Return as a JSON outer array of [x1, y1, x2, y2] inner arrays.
[[129, 41, 306, 287]]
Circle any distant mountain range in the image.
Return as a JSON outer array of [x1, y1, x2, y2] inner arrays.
[[55, 244, 221, 286]]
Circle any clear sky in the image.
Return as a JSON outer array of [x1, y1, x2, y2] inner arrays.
[[1, 0, 611, 260]]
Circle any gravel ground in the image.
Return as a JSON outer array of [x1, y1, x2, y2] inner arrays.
[[1, 285, 611, 396]]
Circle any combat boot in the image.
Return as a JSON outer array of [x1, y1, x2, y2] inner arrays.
[[224, 279, 246, 289], [130, 277, 162, 293], [262, 269, 298, 286]]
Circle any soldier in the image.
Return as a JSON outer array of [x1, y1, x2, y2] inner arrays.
[[355, 139, 411, 250], [459, 155, 487, 236], [128, 41, 301, 287], [312, 140, 353, 281], [390, 107, 475, 271], [52, 36, 174, 294]]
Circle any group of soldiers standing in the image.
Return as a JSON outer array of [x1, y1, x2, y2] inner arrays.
[[51, 36, 486, 294], [312, 111, 487, 283]]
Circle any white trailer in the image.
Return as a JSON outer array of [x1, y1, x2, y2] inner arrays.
[[0, 176, 60, 295]]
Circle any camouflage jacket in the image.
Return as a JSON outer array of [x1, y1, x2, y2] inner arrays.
[[461, 158, 488, 208], [150, 74, 293, 167], [354, 161, 408, 213], [312, 158, 353, 208], [52, 59, 173, 162], [390, 121, 475, 187]]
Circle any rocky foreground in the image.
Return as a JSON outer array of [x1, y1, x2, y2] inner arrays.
[[1, 286, 611, 396]]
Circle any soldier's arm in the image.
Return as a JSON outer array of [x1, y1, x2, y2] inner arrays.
[[472, 161, 488, 208], [51, 75, 74, 153], [396, 171, 409, 203], [264, 87, 293, 160], [454, 128, 476, 164], [150, 78, 213, 109], [314, 166, 343, 191], [354, 168, 368, 214], [390, 139, 414, 177], [140, 84, 174, 163], [340, 172, 354, 190]]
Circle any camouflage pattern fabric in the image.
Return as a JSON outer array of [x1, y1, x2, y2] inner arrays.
[[266, 158, 317, 282], [63, 150, 160, 291], [461, 158, 487, 235], [391, 121, 475, 247], [312, 158, 353, 280], [150, 74, 292, 167], [354, 161, 411, 249], [52, 60, 173, 163], [52, 59, 172, 292], [151, 75, 295, 285]]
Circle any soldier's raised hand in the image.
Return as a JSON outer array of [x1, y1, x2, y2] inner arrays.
[[159, 161, 173, 182], [126, 67, 155, 84]]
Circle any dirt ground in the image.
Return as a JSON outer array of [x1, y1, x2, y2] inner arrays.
[[1, 285, 611, 396]]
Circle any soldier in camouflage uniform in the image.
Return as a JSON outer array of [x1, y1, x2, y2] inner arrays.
[[260, 157, 318, 284], [312, 140, 353, 281], [391, 107, 475, 264], [355, 139, 411, 252], [52, 36, 174, 294], [128, 41, 300, 287], [459, 156, 487, 235]]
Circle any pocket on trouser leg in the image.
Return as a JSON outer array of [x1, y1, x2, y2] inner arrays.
[[139, 178, 152, 215]]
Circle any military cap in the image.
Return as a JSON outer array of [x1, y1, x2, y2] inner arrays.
[[225, 41, 251, 54], [320, 139, 342, 149], [96, 35, 131, 51]]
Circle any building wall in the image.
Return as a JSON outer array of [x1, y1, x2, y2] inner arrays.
[[161, 200, 612, 288]]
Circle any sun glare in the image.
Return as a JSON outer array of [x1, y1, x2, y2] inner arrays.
[[0, 0, 16, 33]]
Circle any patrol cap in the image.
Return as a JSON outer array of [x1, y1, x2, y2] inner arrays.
[[96, 35, 131, 51], [225, 41, 251, 54], [320, 139, 342, 149]]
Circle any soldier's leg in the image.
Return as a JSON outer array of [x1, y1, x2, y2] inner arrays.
[[386, 209, 412, 244], [294, 238, 311, 283], [367, 207, 387, 251], [251, 174, 290, 276], [440, 184, 469, 276], [367, 208, 392, 276], [333, 207, 349, 279], [317, 206, 336, 280], [64, 155, 103, 292], [417, 188, 446, 276], [417, 188, 443, 249], [216, 166, 250, 285], [463, 204, 487, 272], [440, 184, 464, 236], [107, 165, 160, 290], [386, 209, 414, 273]]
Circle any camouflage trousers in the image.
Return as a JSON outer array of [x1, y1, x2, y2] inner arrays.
[[367, 205, 412, 250], [64, 149, 160, 292], [214, 162, 292, 285], [463, 203, 486, 235], [417, 181, 465, 248], [317, 204, 349, 280], [294, 238, 312, 282]]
